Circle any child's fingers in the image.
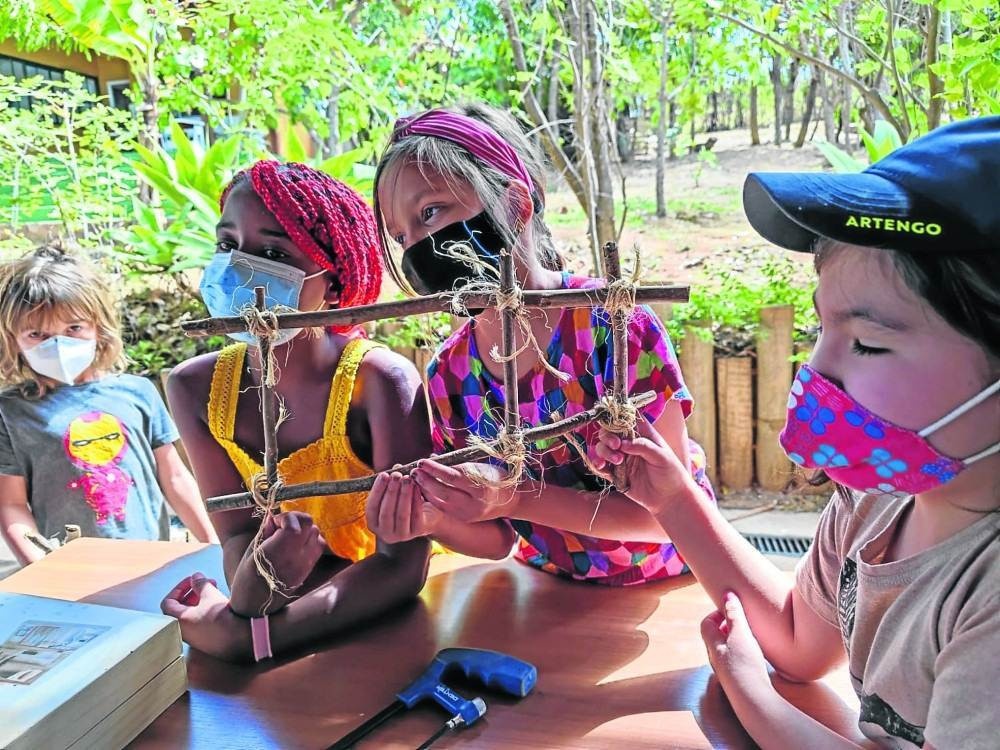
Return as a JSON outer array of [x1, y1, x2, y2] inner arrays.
[[394, 478, 414, 539], [591, 434, 622, 467], [413, 467, 470, 505], [616, 433, 677, 466], [724, 592, 749, 632], [414, 459, 467, 486], [261, 514, 279, 538], [377, 474, 403, 536], [161, 595, 188, 619], [420, 501, 441, 532], [162, 574, 199, 604], [406, 480, 424, 538], [700, 610, 726, 648], [366, 473, 389, 530]]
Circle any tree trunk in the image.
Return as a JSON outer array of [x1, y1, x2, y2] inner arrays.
[[817, 68, 836, 143], [497, 0, 589, 228], [771, 55, 783, 145], [585, 2, 616, 252], [547, 41, 560, 129], [709, 91, 719, 132], [783, 58, 798, 141], [324, 86, 341, 157], [749, 84, 760, 145], [926, 5, 943, 131], [837, 1, 854, 149], [656, 0, 670, 218], [794, 73, 818, 147], [668, 101, 677, 160], [137, 71, 159, 203]]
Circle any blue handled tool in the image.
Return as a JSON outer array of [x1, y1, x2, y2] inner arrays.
[[328, 648, 537, 749]]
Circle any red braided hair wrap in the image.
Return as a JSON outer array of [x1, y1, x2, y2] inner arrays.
[[220, 160, 381, 333]]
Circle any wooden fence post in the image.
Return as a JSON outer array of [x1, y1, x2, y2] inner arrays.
[[756, 305, 794, 490], [679, 326, 717, 486], [716, 355, 754, 491]]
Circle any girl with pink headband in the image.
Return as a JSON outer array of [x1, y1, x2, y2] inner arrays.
[[369, 104, 715, 586]]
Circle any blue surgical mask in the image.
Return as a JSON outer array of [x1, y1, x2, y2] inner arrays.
[[21, 336, 97, 385], [199, 250, 324, 346]]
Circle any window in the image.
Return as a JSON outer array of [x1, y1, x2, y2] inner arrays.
[[107, 80, 132, 110], [0, 54, 99, 110]]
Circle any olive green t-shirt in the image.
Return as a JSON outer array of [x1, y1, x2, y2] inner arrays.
[[796, 491, 999, 750]]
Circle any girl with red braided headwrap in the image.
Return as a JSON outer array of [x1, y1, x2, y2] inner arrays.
[[160, 161, 432, 662]]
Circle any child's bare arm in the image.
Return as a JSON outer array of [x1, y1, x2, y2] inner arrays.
[[595, 419, 845, 682], [0, 474, 45, 566], [153, 443, 219, 544], [166, 357, 260, 582]]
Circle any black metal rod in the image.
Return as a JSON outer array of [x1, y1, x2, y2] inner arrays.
[[327, 699, 407, 750], [415, 722, 452, 750]]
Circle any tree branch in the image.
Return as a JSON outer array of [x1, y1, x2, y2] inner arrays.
[[718, 11, 905, 139]]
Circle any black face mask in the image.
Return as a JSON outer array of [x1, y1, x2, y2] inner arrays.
[[401, 211, 506, 296]]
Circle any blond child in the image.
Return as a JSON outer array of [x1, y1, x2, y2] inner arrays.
[[0, 246, 217, 567]]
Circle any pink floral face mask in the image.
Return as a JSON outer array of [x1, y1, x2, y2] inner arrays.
[[780, 365, 1000, 497]]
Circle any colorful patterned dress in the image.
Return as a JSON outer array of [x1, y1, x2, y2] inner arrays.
[[426, 273, 715, 586]]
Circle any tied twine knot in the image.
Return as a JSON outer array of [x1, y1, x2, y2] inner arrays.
[[441, 241, 570, 384], [595, 394, 639, 436], [466, 428, 528, 490], [239, 304, 283, 386], [246, 472, 289, 607]]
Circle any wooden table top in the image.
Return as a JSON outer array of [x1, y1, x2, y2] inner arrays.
[[0, 539, 863, 749]]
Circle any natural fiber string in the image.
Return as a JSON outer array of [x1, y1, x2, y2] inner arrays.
[[464, 427, 528, 490], [238, 302, 298, 603], [245, 473, 288, 612], [441, 239, 571, 384], [596, 245, 643, 438]]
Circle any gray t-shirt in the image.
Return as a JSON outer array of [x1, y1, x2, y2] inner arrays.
[[0, 374, 178, 541], [796, 491, 1000, 750]]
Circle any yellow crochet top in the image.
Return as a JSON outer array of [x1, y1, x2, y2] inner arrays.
[[207, 338, 381, 562]]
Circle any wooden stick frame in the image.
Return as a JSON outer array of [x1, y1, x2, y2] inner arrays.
[[197, 243, 688, 513]]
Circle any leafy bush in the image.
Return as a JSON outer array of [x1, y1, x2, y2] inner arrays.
[[665, 255, 818, 357], [373, 310, 453, 352], [114, 122, 247, 286], [121, 288, 225, 377], [0, 73, 138, 246]]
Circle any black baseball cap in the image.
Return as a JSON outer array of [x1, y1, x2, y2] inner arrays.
[[743, 116, 1000, 255]]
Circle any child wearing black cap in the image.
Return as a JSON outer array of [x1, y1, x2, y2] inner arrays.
[[593, 116, 999, 749]]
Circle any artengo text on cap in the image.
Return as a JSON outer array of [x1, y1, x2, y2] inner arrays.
[[845, 216, 942, 235]]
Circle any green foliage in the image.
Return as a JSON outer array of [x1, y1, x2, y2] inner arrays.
[[816, 119, 905, 172], [121, 287, 225, 377], [373, 310, 453, 352], [0, 73, 138, 246], [665, 256, 818, 357], [114, 122, 248, 282], [814, 140, 867, 173]]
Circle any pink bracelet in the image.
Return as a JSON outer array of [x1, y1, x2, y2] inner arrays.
[[250, 615, 273, 662]]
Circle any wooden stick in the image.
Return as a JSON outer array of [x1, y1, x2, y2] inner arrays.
[[602, 242, 634, 492], [499, 252, 520, 433], [203, 390, 657, 512], [182, 286, 690, 337], [254, 287, 280, 489]]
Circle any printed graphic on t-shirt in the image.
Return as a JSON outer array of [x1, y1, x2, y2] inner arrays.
[[860, 691, 925, 746], [841, 557, 926, 747], [62, 412, 134, 525], [838, 556, 858, 647]]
